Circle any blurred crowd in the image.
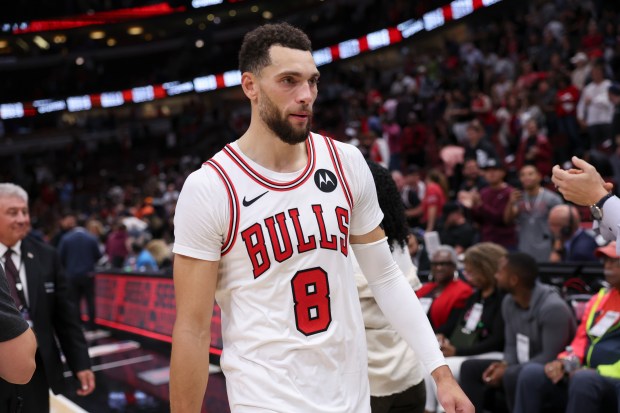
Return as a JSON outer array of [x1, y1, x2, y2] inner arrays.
[[0, 0, 619, 276]]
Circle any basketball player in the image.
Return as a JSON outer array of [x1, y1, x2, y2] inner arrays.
[[170, 23, 473, 413]]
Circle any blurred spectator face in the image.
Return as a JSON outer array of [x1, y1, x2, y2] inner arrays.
[[588, 19, 599, 35], [462, 159, 480, 180], [548, 206, 575, 240], [430, 250, 456, 283], [443, 210, 460, 227], [591, 65, 604, 83], [407, 235, 419, 256], [494, 256, 515, 293], [0, 195, 31, 247], [463, 261, 490, 290], [518, 165, 541, 190], [482, 167, 505, 186], [405, 170, 420, 186], [466, 123, 484, 144], [603, 255, 620, 288], [525, 119, 539, 136], [538, 80, 549, 93], [391, 171, 404, 191], [360, 131, 376, 148], [596, 242, 620, 288]]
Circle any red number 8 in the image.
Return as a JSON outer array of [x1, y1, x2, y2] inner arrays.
[[291, 267, 332, 336]]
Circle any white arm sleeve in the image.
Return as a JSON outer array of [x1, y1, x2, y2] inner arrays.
[[351, 237, 447, 374], [595, 196, 620, 253]]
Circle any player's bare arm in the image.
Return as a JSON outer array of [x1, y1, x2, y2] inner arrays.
[[170, 254, 219, 412], [0, 327, 37, 384]]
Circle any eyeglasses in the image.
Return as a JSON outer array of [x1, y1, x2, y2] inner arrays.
[[430, 261, 455, 267]]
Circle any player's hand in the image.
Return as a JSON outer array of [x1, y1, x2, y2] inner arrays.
[[433, 366, 474, 413], [551, 156, 612, 206], [75, 369, 95, 396]]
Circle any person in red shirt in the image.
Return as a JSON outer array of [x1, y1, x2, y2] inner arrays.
[[421, 169, 448, 232], [555, 75, 581, 155], [416, 245, 473, 330], [466, 158, 517, 250], [514, 119, 553, 178]]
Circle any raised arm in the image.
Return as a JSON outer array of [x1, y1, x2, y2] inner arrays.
[[170, 254, 219, 413]]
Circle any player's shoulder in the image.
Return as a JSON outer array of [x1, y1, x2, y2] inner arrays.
[[181, 158, 228, 195], [312, 132, 365, 164]]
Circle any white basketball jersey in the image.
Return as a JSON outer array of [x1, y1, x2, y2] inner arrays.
[[173, 133, 383, 412]]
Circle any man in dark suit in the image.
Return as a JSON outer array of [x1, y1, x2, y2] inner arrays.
[[0, 183, 95, 412], [548, 204, 598, 262]]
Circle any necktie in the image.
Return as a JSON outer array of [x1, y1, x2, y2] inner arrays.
[[3, 249, 23, 309]]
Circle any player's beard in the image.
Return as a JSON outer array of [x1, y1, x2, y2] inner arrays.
[[259, 92, 312, 145]]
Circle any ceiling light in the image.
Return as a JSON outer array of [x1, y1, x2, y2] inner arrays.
[[229, 10, 236, 17], [195, 39, 204, 48], [89, 30, 105, 40], [207, 14, 215, 21], [33, 35, 50, 49], [213, 17, 221, 24], [262, 11, 273, 19], [127, 26, 143, 35], [53, 35, 66, 44], [76, 56, 84, 65], [251, 5, 259, 12], [0, 40, 7, 49], [185, 18, 193, 25], [107, 38, 116, 47]]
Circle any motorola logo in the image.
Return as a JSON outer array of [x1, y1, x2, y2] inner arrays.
[[314, 169, 338, 193]]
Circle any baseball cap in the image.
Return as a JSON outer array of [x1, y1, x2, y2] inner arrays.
[[609, 82, 620, 96], [570, 52, 588, 64], [480, 157, 503, 170], [595, 242, 619, 259]]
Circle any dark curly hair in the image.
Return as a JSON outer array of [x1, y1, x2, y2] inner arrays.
[[238, 23, 312, 74], [366, 161, 408, 251]]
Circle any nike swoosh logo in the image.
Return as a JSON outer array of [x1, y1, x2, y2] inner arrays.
[[242, 191, 268, 207]]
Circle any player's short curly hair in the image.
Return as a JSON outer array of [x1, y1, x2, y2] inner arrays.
[[238, 23, 312, 74], [366, 161, 408, 251]]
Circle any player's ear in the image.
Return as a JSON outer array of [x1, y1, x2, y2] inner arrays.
[[241, 72, 259, 102]]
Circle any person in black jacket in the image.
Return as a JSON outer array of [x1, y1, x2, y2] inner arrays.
[[425, 242, 507, 413], [0, 183, 94, 412]]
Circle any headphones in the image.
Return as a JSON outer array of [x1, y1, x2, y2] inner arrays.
[[560, 204, 577, 239]]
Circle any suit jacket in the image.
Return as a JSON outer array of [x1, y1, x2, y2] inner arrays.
[[20, 236, 91, 394], [566, 229, 598, 262]]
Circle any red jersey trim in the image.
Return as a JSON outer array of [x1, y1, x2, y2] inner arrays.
[[205, 159, 239, 255], [323, 135, 354, 209], [222, 134, 316, 191]]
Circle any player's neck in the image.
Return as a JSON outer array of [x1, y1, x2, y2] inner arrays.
[[238, 123, 308, 173]]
